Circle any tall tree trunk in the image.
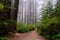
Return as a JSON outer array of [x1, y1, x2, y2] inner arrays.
[[10, 0, 19, 20], [10, 0, 15, 19], [14, 0, 19, 20], [22, 0, 23, 23], [10, 0, 19, 32], [35, 0, 37, 24], [30, 0, 31, 24]]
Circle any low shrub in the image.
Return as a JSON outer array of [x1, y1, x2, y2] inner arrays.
[[37, 17, 60, 40], [0, 37, 6, 40], [17, 22, 36, 33], [0, 20, 16, 37]]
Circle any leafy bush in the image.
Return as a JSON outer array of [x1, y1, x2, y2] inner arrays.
[[37, 0, 60, 40], [17, 22, 36, 33], [0, 0, 11, 21], [37, 17, 60, 40], [55, 34, 60, 40], [0, 3, 4, 10], [0, 37, 6, 40], [0, 20, 16, 37]]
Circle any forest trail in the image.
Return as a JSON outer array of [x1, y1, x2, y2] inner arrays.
[[7, 31, 46, 40]]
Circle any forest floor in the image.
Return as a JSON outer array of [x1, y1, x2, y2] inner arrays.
[[7, 31, 46, 40]]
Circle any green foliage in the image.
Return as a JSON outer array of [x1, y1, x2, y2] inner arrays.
[[37, 0, 60, 40], [55, 34, 60, 40], [17, 22, 36, 33], [0, 0, 11, 21], [0, 3, 4, 10], [0, 37, 6, 40], [0, 0, 12, 37], [0, 20, 16, 37]]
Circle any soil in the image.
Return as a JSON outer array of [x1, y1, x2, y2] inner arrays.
[[7, 31, 47, 40]]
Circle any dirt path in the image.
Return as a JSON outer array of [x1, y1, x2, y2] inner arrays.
[[7, 31, 46, 40]]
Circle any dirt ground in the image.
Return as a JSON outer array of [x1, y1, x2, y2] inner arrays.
[[7, 31, 46, 40]]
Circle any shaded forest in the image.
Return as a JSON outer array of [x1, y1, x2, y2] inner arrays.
[[0, 0, 60, 40]]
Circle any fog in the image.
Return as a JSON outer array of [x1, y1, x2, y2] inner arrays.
[[17, 0, 57, 24]]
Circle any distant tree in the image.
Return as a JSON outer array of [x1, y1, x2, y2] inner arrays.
[[55, 0, 60, 17], [42, 1, 53, 21]]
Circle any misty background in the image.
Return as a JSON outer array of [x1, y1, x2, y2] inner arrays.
[[17, 0, 57, 24]]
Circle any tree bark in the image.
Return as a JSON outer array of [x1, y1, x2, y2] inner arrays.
[[10, 0, 19, 20], [10, 0, 19, 32]]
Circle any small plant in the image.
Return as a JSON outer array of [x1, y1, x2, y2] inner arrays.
[[0, 37, 6, 40], [55, 34, 60, 40], [17, 22, 36, 33], [0, 3, 4, 10], [0, 20, 16, 37]]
